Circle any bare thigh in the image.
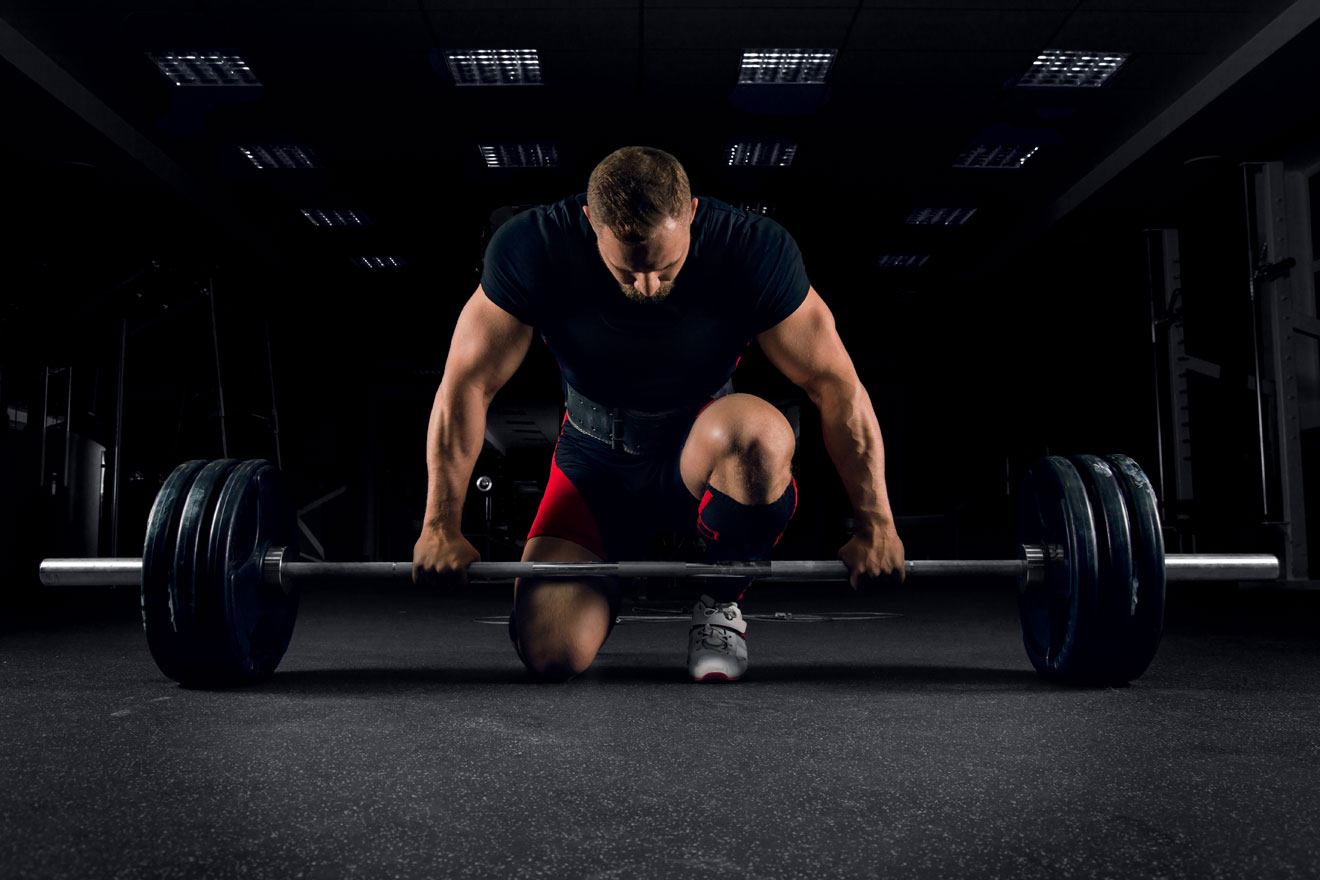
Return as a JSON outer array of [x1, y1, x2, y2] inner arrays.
[[512, 535, 620, 677]]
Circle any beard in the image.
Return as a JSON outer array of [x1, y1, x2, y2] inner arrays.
[[619, 281, 676, 304]]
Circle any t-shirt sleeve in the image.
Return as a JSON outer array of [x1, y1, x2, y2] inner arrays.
[[479, 211, 541, 326], [746, 218, 811, 334]]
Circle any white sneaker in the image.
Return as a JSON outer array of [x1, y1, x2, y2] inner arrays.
[[687, 594, 748, 682]]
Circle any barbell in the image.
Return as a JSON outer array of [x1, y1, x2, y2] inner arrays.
[[39, 455, 1279, 688]]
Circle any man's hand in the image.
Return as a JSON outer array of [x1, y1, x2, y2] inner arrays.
[[412, 527, 481, 588], [837, 524, 905, 590]]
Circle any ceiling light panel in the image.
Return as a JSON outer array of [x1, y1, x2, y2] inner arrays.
[[906, 206, 978, 226], [353, 256, 407, 270], [1018, 50, 1128, 88], [238, 145, 322, 170], [479, 143, 560, 168], [953, 145, 1039, 170], [875, 255, 931, 268], [149, 51, 260, 87], [301, 209, 371, 227], [446, 50, 543, 86], [728, 141, 797, 167], [738, 50, 836, 85]]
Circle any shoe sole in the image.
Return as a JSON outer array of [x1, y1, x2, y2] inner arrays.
[[692, 672, 741, 682]]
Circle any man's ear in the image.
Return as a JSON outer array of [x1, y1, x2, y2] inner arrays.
[[690, 198, 699, 224]]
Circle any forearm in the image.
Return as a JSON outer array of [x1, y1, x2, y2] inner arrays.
[[812, 377, 895, 533], [422, 380, 490, 533]]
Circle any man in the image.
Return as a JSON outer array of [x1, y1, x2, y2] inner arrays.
[[413, 145, 904, 682]]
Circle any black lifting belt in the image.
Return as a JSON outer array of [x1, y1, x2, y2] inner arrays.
[[564, 379, 734, 456]]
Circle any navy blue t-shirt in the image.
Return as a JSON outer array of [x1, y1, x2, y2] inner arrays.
[[480, 193, 811, 411]]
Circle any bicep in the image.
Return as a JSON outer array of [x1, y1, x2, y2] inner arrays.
[[756, 287, 858, 397], [442, 285, 534, 401]]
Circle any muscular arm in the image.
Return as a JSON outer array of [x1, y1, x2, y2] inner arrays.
[[423, 285, 533, 533], [757, 287, 895, 534]]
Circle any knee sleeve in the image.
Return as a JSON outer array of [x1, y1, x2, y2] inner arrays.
[[697, 478, 798, 564]]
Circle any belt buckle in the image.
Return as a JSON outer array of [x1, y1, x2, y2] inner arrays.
[[608, 409, 622, 451]]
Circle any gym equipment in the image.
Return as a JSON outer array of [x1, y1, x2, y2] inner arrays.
[[39, 455, 1279, 687]]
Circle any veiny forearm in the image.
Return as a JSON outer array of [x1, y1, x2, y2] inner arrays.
[[422, 380, 491, 533], [813, 377, 895, 532]]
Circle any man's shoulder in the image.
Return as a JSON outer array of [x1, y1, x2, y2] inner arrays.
[[695, 196, 795, 257], [491, 193, 587, 245]]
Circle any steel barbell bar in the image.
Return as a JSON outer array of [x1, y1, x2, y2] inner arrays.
[[38, 547, 1282, 589]]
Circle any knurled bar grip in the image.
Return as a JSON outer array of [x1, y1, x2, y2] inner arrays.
[[37, 550, 1282, 587]]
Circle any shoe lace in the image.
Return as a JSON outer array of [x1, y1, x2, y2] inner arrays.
[[701, 601, 739, 624]]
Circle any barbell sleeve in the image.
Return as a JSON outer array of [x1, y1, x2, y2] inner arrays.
[[37, 549, 1281, 588]]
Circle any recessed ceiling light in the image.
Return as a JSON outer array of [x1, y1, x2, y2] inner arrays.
[[148, 51, 260, 87], [905, 206, 978, 226], [875, 255, 931, 268], [953, 145, 1039, 170], [238, 145, 322, 170], [1018, 50, 1128, 88], [352, 256, 407, 270], [728, 141, 797, 167], [738, 50, 836, 85], [479, 143, 560, 168], [300, 208, 371, 227], [445, 49, 543, 86]]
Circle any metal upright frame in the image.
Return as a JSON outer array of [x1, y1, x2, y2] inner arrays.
[[1145, 159, 1318, 584], [1244, 160, 1318, 583]]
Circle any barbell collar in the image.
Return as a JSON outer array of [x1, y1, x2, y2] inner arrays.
[[38, 548, 1281, 587]]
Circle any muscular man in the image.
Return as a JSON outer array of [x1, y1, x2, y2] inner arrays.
[[413, 146, 904, 682]]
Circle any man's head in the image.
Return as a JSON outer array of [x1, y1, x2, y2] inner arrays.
[[583, 146, 698, 304]]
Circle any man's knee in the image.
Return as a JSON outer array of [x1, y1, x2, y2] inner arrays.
[[713, 401, 796, 496], [511, 573, 616, 681], [734, 415, 795, 474], [516, 635, 599, 681]]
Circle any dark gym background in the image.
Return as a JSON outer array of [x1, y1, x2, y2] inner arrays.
[[2, 2, 1319, 879]]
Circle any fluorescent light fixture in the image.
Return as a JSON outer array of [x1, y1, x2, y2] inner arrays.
[[1018, 50, 1128, 88], [149, 51, 260, 87], [738, 201, 777, 217], [300, 208, 371, 227], [238, 145, 322, 170], [875, 255, 931, 268], [479, 143, 560, 168], [738, 50, 836, 85], [445, 49, 543, 86], [953, 145, 1039, 170], [906, 206, 978, 226], [728, 141, 797, 167], [353, 256, 407, 270]]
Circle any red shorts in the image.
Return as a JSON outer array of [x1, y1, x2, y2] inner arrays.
[[526, 402, 720, 561]]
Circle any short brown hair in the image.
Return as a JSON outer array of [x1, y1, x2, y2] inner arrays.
[[586, 146, 692, 244]]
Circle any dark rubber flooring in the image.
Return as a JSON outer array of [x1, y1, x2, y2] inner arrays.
[[3, 579, 1319, 879]]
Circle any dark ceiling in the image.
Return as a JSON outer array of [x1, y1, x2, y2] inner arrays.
[[4, 0, 1319, 286]]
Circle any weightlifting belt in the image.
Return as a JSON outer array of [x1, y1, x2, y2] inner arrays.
[[564, 379, 734, 456]]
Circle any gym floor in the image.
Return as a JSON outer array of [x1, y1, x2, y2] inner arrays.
[[4, 580, 1318, 879]]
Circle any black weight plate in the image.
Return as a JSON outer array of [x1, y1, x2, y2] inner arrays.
[[205, 460, 300, 683], [1016, 456, 1101, 683], [1070, 455, 1136, 685], [1105, 454, 1166, 682], [169, 459, 240, 685], [141, 460, 209, 683]]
